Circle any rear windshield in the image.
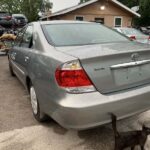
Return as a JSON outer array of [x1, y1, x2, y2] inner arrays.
[[14, 17, 25, 19], [42, 23, 129, 46]]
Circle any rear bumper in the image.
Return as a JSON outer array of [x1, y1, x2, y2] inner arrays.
[[51, 85, 150, 130]]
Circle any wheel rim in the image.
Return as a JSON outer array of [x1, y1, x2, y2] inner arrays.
[[30, 86, 38, 115]]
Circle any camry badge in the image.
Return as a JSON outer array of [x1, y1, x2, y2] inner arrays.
[[131, 53, 140, 61]]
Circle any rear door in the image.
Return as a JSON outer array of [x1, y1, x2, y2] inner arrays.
[[14, 25, 33, 85], [9, 27, 26, 82]]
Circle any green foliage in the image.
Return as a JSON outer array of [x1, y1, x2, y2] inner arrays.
[[118, 0, 139, 8], [138, 0, 150, 26], [0, 0, 22, 13], [21, 0, 41, 22], [0, 0, 53, 22], [118, 0, 150, 26]]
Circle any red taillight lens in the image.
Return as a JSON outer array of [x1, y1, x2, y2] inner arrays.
[[130, 36, 136, 40], [55, 69, 92, 88], [55, 61, 95, 93], [148, 36, 150, 40]]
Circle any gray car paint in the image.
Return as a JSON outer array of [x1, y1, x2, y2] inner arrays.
[[57, 42, 150, 93], [9, 21, 150, 130]]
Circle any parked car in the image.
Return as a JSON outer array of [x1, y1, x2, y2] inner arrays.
[[0, 12, 12, 28], [114, 27, 150, 44], [0, 25, 5, 36], [8, 21, 150, 130], [140, 27, 150, 35], [12, 14, 28, 27]]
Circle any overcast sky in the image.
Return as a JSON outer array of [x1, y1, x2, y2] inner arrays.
[[51, 0, 80, 12]]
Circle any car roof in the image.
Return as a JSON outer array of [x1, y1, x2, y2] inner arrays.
[[12, 14, 25, 16], [39, 20, 94, 25]]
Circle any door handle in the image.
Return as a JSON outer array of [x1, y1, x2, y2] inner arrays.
[[25, 56, 30, 62]]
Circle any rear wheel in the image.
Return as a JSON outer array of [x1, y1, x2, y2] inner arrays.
[[30, 84, 48, 122]]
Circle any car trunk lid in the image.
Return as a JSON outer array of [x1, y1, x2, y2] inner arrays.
[[56, 42, 150, 94]]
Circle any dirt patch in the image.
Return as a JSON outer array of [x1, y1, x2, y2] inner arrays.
[[0, 56, 38, 133]]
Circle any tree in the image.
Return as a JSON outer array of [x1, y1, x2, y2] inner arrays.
[[21, 0, 42, 22], [0, 0, 22, 13], [44, 0, 53, 12], [118, 0, 139, 8], [118, 0, 150, 26], [138, 0, 150, 26], [0, 0, 53, 22]]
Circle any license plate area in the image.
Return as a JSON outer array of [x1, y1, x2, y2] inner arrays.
[[111, 63, 150, 86]]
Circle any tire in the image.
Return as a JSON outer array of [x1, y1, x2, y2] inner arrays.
[[9, 62, 15, 77], [29, 84, 48, 122]]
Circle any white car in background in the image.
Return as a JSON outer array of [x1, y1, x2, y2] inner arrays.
[[12, 14, 28, 27], [114, 27, 150, 44]]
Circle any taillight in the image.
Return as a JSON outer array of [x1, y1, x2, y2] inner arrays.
[[148, 36, 150, 40], [55, 60, 95, 93], [130, 36, 136, 40]]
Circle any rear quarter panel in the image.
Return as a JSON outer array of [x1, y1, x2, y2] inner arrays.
[[28, 23, 77, 116], [28, 50, 76, 116]]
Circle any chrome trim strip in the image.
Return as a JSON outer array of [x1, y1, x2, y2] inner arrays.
[[110, 60, 150, 69], [11, 60, 25, 75]]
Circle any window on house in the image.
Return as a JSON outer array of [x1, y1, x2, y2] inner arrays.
[[114, 17, 122, 27], [75, 16, 84, 21], [95, 18, 104, 24]]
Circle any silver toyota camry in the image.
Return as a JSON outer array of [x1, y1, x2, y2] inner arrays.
[[8, 21, 150, 130]]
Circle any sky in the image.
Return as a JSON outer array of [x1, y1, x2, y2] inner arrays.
[[51, 0, 80, 12]]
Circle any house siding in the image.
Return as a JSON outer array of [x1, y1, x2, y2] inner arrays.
[[50, 0, 133, 27]]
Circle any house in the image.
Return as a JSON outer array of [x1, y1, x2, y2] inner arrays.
[[42, 0, 140, 28]]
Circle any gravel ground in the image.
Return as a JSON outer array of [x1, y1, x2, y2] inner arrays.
[[0, 56, 150, 150]]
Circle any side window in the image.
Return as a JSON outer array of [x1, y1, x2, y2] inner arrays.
[[114, 17, 122, 27], [75, 16, 84, 21], [20, 25, 33, 48], [15, 28, 26, 46]]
